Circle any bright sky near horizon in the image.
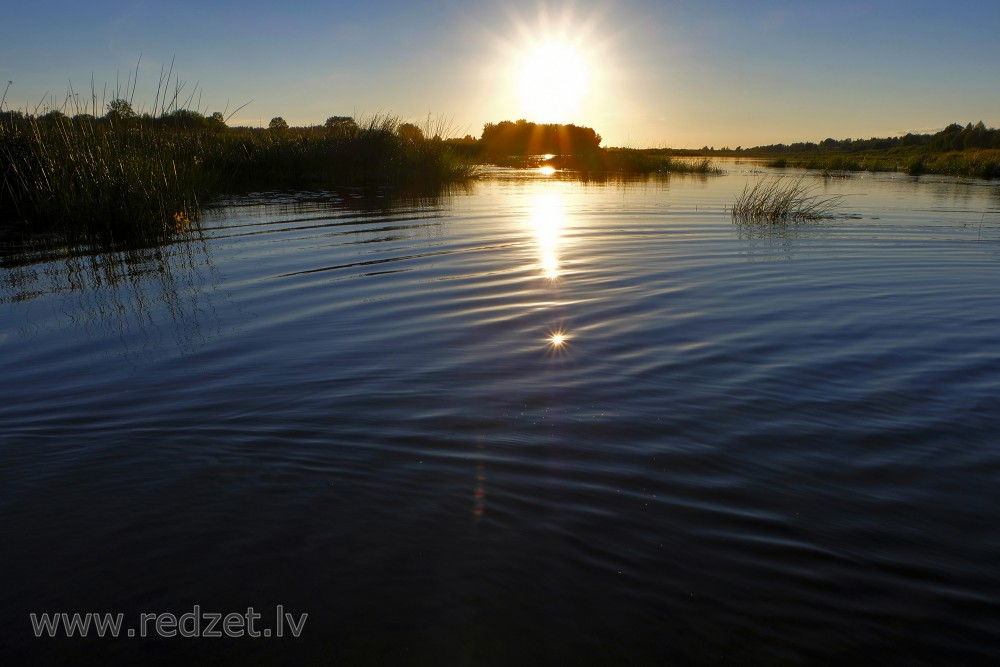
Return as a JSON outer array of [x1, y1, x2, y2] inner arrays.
[[3, 0, 999, 148]]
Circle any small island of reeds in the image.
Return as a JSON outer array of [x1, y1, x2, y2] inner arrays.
[[731, 177, 844, 223]]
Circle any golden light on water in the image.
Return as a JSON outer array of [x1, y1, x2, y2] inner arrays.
[[528, 192, 566, 280], [537, 165, 556, 175], [549, 331, 567, 347]]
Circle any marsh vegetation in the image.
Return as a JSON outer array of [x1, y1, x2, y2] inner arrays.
[[0, 105, 475, 238]]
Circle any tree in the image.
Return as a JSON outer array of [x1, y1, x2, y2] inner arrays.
[[268, 116, 288, 132], [39, 109, 69, 123], [207, 111, 227, 130], [325, 115, 357, 132], [397, 122, 424, 143], [160, 109, 206, 129], [480, 120, 602, 156], [105, 98, 136, 122], [963, 121, 989, 150]]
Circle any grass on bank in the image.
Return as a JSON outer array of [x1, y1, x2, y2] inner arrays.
[[907, 150, 1000, 179], [0, 111, 477, 239], [732, 177, 844, 223]]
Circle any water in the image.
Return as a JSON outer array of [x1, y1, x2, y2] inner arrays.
[[3, 164, 1000, 664]]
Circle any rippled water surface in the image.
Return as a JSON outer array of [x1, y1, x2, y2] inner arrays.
[[3, 165, 1000, 664]]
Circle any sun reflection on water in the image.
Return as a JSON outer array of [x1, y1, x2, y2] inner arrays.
[[528, 192, 566, 280], [545, 326, 574, 357]]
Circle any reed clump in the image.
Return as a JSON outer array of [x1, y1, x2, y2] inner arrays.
[[0, 113, 211, 240], [768, 154, 898, 173], [0, 108, 476, 235], [731, 177, 843, 223], [917, 150, 1000, 179]]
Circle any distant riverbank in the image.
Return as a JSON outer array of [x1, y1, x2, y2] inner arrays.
[[659, 122, 1000, 180]]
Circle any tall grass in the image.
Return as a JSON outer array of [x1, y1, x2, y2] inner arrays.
[[767, 154, 897, 173], [918, 150, 1000, 179], [732, 177, 843, 223], [0, 113, 209, 240], [0, 110, 476, 237]]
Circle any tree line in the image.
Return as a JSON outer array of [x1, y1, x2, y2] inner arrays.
[[744, 121, 1000, 155], [0, 99, 233, 131]]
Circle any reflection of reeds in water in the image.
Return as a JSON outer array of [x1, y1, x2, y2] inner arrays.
[[0, 217, 225, 358], [731, 177, 843, 223]]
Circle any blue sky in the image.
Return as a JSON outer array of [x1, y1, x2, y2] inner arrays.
[[3, 0, 999, 147]]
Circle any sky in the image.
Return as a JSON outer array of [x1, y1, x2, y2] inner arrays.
[[3, 0, 1000, 148]]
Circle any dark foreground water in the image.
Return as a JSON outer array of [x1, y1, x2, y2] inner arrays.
[[3, 165, 1000, 665]]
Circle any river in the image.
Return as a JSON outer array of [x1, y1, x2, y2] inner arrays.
[[3, 162, 1000, 664]]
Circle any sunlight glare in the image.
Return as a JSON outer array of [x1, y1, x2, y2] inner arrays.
[[546, 326, 573, 353], [529, 193, 565, 279], [482, 4, 622, 143], [517, 40, 589, 123]]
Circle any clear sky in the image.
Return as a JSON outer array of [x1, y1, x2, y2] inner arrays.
[[3, 0, 999, 148]]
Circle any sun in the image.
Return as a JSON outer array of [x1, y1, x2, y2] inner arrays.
[[481, 4, 610, 127], [516, 39, 589, 124]]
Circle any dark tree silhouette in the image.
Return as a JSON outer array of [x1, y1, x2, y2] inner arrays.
[[325, 116, 357, 133], [398, 123, 424, 143], [480, 119, 602, 156], [207, 112, 227, 130], [105, 98, 136, 122]]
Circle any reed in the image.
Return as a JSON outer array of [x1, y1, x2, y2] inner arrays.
[[768, 154, 898, 173], [0, 111, 477, 234], [731, 177, 843, 223], [0, 113, 208, 240], [918, 150, 1000, 179]]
